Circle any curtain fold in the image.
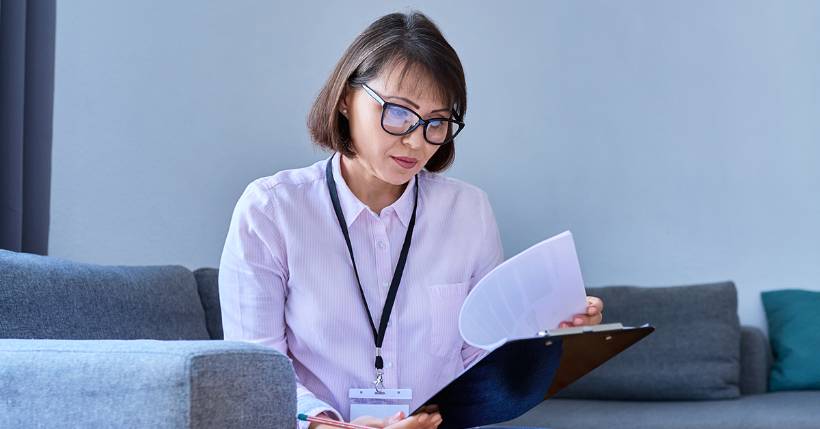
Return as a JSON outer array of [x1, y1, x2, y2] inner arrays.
[[0, 0, 56, 254]]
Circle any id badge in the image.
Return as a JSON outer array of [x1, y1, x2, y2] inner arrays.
[[349, 388, 412, 421]]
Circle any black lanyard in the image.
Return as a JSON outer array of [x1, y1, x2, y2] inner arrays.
[[325, 155, 419, 390]]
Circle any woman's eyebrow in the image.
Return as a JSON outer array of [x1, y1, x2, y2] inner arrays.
[[385, 95, 450, 113]]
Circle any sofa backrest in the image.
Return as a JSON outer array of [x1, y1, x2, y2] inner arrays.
[[556, 281, 779, 399], [739, 325, 772, 394], [192, 267, 223, 340], [0, 250, 210, 340]]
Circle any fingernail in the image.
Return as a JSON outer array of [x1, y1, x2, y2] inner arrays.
[[574, 317, 583, 325]]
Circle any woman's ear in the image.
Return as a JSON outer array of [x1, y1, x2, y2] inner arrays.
[[339, 88, 352, 118]]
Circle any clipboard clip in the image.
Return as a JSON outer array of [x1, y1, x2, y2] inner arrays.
[[537, 322, 625, 338]]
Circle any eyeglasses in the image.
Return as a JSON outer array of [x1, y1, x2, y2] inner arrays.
[[360, 83, 465, 145]]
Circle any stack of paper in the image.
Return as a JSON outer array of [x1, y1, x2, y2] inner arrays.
[[458, 230, 589, 350]]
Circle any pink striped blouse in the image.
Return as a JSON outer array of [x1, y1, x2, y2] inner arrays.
[[218, 152, 503, 427]]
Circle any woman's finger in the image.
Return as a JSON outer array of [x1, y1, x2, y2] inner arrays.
[[560, 314, 600, 327], [383, 410, 405, 426], [386, 413, 430, 429], [569, 313, 603, 326], [415, 404, 438, 414], [586, 296, 604, 314], [418, 412, 441, 429], [589, 313, 603, 325], [352, 415, 388, 427], [429, 412, 443, 428]]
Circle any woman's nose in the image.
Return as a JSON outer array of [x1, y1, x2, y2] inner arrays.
[[401, 124, 426, 149]]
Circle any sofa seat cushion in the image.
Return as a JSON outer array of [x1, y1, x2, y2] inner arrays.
[[0, 250, 209, 340], [501, 392, 820, 429]]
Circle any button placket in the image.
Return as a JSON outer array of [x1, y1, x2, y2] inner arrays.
[[374, 219, 391, 291], [382, 337, 397, 385], [375, 228, 388, 252], [377, 241, 386, 250], [367, 217, 388, 306]]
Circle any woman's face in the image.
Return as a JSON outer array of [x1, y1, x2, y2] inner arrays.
[[340, 66, 451, 186]]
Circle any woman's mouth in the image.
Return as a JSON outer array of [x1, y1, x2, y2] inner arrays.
[[391, 156, 418, 170]]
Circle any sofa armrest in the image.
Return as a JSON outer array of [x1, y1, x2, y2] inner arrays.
[[739, 326, 771, 395], [0, 339, 296, 428]]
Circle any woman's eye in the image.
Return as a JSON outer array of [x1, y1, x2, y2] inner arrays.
[[386, 106, 412, 121]]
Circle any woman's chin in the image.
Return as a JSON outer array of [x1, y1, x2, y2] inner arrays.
[[380, 164, 417, 184], [380, 175, 412, 187]]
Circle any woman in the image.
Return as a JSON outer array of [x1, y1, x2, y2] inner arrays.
[[218, 11, 603, 429]]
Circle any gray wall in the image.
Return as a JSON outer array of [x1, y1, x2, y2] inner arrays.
[[51, 1, 820, 333]]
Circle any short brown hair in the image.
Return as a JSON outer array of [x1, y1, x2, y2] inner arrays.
[[307, 11, 466, 173]]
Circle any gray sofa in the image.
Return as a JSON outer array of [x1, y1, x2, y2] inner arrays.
[[2, 250, 819, 429]]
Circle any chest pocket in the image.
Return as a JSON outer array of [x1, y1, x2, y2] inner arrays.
[[424, 281, 471, 358]]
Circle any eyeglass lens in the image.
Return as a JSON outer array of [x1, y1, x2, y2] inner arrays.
[[382, 104, 461, 144]]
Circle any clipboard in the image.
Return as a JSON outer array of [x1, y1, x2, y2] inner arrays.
[[411, 322, 655, 429]]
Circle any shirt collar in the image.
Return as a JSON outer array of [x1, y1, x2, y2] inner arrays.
[[330, 152, 418, 228], [390, 170, 418, 228]]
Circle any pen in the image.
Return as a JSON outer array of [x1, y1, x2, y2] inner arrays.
[[297, 413, 373, 429]]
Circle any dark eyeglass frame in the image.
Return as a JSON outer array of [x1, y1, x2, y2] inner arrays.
[[359, 83, 465, 146]]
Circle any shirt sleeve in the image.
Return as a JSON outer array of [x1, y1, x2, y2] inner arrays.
[[218, 180, 344, 428], [461, 189, 505, 369]]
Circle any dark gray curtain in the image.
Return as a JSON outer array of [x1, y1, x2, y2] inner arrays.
[[0, 0, 56, 254]]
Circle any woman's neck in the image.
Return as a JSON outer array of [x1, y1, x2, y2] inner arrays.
[[340, 155, 407, 214]]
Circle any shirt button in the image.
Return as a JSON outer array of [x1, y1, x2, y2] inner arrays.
[[377, 240, 387, 250]]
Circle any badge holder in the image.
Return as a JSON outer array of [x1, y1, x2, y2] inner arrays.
[[349, 387, 412, 421]]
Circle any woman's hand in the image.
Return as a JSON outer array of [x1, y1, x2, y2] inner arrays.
[[384, 410, 442, 429], [558, 295, 604, 328], [343, 409, 442, 429]]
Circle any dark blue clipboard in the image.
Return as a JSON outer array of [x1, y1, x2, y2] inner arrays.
[[411, 324, 655, 429]]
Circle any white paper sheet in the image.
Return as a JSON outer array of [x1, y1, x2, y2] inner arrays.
[[458, 230, 589, 350]]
